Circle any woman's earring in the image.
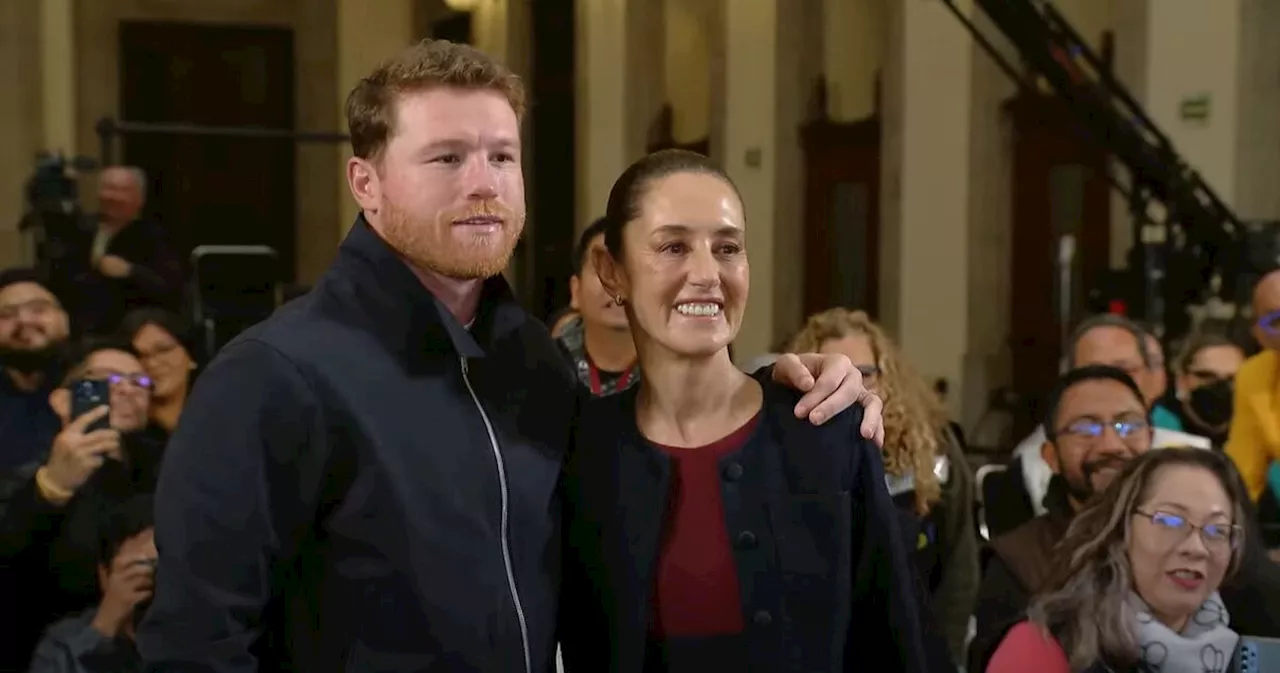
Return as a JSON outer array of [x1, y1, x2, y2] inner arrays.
[[614, 293, 626, 306]]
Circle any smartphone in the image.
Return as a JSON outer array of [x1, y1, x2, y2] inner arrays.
[[69, 379, 111, 432]]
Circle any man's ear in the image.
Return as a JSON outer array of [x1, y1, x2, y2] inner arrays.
[[592, 247, 627, 301], [48, 388, 70, 425], [346, 157, 382, 215], [1041, 439, 1062, 474], [569, 274, 581, 311]]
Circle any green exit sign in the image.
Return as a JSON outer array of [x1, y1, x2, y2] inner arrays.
[[1180, 94, 1211, 125]]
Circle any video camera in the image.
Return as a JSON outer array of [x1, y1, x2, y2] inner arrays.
[[22, 152, 97, 217]]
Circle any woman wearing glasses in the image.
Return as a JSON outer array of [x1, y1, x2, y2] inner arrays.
[[790, 307, 979, 666], [986, 447, 1248, 673]]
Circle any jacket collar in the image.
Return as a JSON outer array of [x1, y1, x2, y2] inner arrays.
[[329, 215, 527, 359]]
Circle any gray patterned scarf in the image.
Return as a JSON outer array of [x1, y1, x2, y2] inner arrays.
[[1131, 592, 1239, 673]]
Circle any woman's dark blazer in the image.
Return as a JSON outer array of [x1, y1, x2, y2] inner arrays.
[[558, 379, 931, 673]]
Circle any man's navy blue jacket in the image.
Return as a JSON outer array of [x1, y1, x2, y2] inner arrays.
[[137, 218, 577, 672]]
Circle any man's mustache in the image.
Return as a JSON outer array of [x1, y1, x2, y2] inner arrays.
[[1081, 455, 1131, 482], [447, 201, 517, 222]]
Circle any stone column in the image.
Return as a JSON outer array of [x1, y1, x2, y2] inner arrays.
[[574, 0, 665, 233], [721, 0, 778, 361], [880, 0, 974, 415], [0, 0, 45, 267], [335, 0, 416, 242]]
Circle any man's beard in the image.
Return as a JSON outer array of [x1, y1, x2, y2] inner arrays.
[[381, 198, 524, 280], [0, 341, 63, 375], [1062, 454, 1132, 504]]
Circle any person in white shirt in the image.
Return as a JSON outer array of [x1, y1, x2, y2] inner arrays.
[[1010, 315, 1209, 518]]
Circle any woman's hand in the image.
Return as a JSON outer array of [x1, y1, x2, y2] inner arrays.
[[772, 352, 885, 445]]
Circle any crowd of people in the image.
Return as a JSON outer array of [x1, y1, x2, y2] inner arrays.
[[3, 36, 1280, 673]]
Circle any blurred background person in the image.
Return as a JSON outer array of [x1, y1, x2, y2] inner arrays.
[[65, 167, 184, 336], [0, 268, 71, 473], [1143, 332, 1183, 431], [791, 307, 978, 666], [556, 217, 636, 396], [1173, 332, 1245, 448], [985, 448, 1247, 672], [120, 308, 197, 435], [27, 494, 156, 673]]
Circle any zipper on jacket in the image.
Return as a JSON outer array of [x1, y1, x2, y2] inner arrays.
[[460, 357, 532, 673]]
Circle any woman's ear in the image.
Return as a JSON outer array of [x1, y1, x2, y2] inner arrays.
[[592, 247, 628, 302]]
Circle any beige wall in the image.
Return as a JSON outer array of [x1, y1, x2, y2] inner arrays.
[[664, 0, 712, 143], [335, 0, 416, 247], [722, 0, 778, 361], [575, 0, 665, 234], [0, 0, 47, 267], [822, 0, 883, 122]]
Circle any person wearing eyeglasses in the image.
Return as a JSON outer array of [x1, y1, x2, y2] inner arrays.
[[1225, 269, 1280, 504], [970, 365, 1280, 672], [985, 447, 1248, 673], [0, 337, 165, 672]]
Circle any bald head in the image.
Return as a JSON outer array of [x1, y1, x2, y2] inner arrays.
[[1254, 270, 1280, 352], [97, 166, 146, 226]]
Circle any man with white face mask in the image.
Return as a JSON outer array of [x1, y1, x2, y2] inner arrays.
[[137, 40, 885, 673]]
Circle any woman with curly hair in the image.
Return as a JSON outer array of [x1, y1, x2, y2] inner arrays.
[[986, 447, 1248, 672], [791, 308, 980, 664]]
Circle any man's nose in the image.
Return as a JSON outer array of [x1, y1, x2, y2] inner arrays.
[[462, 155, 499, 199], [1097, 425, 1131, 453]]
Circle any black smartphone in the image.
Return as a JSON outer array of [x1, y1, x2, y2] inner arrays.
[[69, 379, 111, 432]]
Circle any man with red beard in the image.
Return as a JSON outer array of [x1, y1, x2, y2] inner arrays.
[[0, 268, 70, 471], [137, 40, 882, 673]]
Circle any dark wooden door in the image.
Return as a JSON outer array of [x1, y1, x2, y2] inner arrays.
[[119, 22, 296, 279], [1007, 92, 1112, 418], [800, 117, 881, 319], [529, 0, 576, 319]]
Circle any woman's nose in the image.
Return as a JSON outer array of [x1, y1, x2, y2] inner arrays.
[[686, 246, 719, 286]]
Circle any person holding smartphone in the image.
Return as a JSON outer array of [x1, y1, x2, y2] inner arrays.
[[0, 338, 160, 672]]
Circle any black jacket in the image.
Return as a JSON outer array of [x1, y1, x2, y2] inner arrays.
[[136, 218, 576, 673], [0, 430, 164, 673], [60, 218, 185, 335], [559, 380, 930, 673]]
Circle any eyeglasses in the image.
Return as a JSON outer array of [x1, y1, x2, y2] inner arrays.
[[86, 372, 154, 390], [1055, 417, 1150, 441], [1256, 310, 1280, 336], [1134, 510, 1240, 552]]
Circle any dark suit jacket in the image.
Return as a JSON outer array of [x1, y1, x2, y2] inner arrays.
[[63, 218, 184, 334], [559, 378, 930, 673]]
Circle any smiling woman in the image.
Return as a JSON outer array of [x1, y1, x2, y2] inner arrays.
[[985, 448, 1249, 673], [558, 150, 930, 673]]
